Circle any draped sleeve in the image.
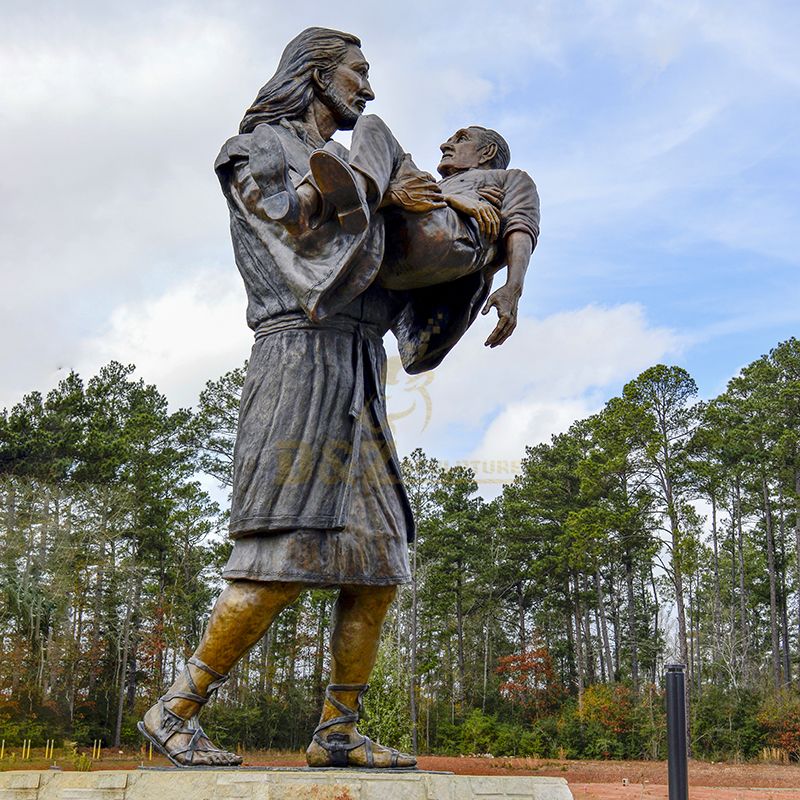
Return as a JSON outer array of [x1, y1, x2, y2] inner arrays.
[[214, 129, 385, 323]]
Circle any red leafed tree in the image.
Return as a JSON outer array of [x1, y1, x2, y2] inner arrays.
[[496, 646, 564, 720]]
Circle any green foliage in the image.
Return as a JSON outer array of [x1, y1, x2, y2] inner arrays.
[[2, 340, 800, 762], [693, 687, 765, 760], [551, 684, 668, 761], [360, 639, 412, 753], [71, 743, 92, 772], [0, 702, 50, 746]]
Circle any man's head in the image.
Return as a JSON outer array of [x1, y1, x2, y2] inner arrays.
[[437, 126, 511, 177], [239, 27, 374, 134]]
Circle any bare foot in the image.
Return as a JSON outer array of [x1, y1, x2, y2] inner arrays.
[[140, 703, 242, 767]]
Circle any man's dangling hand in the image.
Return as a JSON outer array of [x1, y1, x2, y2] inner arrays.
[[481, 283, 521, 347]]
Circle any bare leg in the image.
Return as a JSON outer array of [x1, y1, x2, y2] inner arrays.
[[306, 584, 416, 768], [142, 579, 303, 766]]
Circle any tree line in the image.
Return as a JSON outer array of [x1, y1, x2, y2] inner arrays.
[[2, 339, 800, 760]]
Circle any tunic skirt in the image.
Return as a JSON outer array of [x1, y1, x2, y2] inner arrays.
[[221, 313, 412, 587], [222, 409, 411, 586]]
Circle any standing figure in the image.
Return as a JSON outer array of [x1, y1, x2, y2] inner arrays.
[[138, 26, 538, 769]]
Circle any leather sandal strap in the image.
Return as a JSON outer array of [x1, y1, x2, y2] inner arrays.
[[171, 727, 206, 765], [365, 737, 374, 768], [313, 714, 358, 735], [160, 690, 208, 706], [146, 706, 239, 766], [188, 656, 230, 695], [151, 701, 187, 741], [324, 683, 369, 717], [313, 733, 367, 753], [327, 683, 369, 693], [189, 655, 227, 682]]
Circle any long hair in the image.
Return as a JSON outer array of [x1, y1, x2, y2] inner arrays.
[[239, 27, 361, 134]]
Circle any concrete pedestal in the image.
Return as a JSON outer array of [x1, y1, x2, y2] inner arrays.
[[0, 768, 573, 800]]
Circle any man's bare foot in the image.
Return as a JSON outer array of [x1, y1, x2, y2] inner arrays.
[[140, 702, 242, 767], [306, 722, 416, 768], [307, 684, 416, 768], [138, 658, 242, 767]]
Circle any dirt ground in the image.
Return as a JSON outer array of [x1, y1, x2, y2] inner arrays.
[[4, 749, 799, 799]]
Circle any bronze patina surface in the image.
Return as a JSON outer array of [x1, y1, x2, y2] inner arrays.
[[139, 26, 539, 770]]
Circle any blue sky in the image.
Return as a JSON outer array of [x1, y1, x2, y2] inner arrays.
[[1, 0, 798, 495]]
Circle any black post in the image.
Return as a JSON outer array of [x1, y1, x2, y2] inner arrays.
[[666, 663, 688, 800]]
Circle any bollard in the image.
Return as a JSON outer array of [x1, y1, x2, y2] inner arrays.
[[666, 664, 688, 800], [148, 742, 153, 761], [1, 739, 4, 759]]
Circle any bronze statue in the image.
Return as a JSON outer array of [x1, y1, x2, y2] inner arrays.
[[138, 26, 539, 769]]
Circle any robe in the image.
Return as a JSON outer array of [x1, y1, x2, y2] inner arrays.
[[213, 115, 491, 583]]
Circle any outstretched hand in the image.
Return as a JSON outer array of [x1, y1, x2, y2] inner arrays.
[[481, 284, 521, 347]]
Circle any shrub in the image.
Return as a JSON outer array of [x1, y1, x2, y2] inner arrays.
[[693, 687, 764, 761], [556, 684, 638, 759], [460, 709, 498, 754], [757, 691, 800, 759]]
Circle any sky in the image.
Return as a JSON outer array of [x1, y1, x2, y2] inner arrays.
[[1, 0, 799, 497]]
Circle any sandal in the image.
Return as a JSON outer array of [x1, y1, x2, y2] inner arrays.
[[250, 124, 301, 225], [308, 150, 370, 235], [308, 683, 415, 769], [137, 655, 242, 768]]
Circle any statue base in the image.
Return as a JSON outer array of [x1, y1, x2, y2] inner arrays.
[[0, 768, 573, 799]]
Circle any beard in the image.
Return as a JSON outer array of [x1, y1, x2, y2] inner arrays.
[[319, 84, 362, 130]]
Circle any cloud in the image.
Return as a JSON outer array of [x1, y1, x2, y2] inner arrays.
[[62, 281, 679, 504], [2, 0, 798, 459], [387, 303, 682, 496], [76, 270, 252, 409]]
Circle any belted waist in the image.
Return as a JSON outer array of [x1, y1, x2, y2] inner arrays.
[[255, 313, 382, 340], [254, 313, 383, 417]]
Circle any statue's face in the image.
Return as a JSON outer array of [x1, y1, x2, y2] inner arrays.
[[437, 128, 487, 177], [320, 45, 375, 130]]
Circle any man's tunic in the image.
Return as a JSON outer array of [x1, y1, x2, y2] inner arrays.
[[213, 116, 491, 584]]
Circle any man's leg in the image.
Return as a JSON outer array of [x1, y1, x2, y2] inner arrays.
[[346, 115, 407, 203], [306, 584, 416, 768], [142, 579, 302, 766], [379, 203, 485, 290]]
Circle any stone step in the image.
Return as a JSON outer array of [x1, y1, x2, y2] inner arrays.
[[0, 769, 573, 800]]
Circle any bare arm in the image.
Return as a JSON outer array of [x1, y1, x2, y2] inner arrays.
[[481, 230, 534, 348]]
